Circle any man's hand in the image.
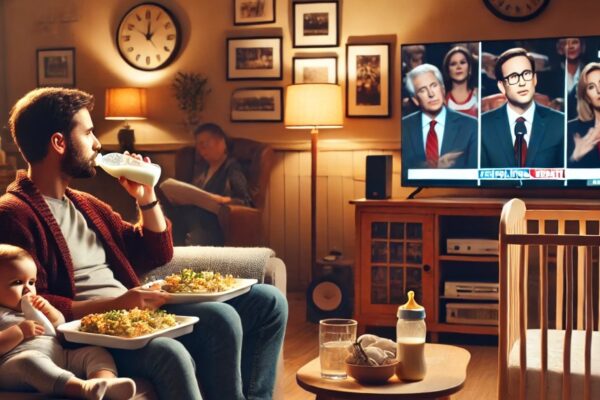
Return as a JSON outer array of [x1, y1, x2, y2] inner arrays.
[[112, 287, 171, 311], [570, 126, 600, 162], [437, 151, 463, 169], [117, 152, 157, 206], [17, 320, 44, 339]]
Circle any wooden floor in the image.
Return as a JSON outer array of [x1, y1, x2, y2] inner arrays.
[[282, 292, 498, 400]]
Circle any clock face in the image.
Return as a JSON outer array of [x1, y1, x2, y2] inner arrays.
[[483, 0, 551, 22], [117, 3, 181, 71]]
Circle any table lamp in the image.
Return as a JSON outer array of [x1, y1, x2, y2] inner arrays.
[[285, 83, 343, 282], [105, 87, 147, 152]]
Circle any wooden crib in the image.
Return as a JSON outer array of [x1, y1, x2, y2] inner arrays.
[[498, 199, 600, 400]]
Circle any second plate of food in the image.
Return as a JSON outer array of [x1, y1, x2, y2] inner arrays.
[[143, 278, 258, 304]]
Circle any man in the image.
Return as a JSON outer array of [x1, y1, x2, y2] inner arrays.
[[481, 47, 565, 169], [402, 63, 478, 181], [0, 88, 287, 400]]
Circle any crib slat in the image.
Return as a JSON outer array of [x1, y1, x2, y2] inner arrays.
[[539, 244, 548, 400], [577, 223, 586, 330], [556, 221, 565, 330], [584, 246, 593, 400], [563, 246, 573, 400], [519, 243, 527, 400]]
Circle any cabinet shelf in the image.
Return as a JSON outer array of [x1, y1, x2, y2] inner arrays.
[[439, 255, 498, 262], [433, 323, 498, 335], [439, 296, 498, 302]]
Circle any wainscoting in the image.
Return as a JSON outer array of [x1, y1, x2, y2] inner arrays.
[[266, 148, 401, 292]]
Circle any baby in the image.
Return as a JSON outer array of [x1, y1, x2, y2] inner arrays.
[[0, 244, 136, 400]]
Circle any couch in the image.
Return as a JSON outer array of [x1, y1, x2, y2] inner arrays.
[[0, 246, 287, 400]]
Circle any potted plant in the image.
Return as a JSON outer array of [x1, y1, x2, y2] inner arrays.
[[171, 71, 211, 133]]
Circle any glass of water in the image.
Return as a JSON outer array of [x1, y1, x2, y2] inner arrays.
[[319, 318, 357, 379]]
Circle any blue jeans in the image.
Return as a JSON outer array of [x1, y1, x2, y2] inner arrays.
[[109, 337, 202, 400], [165, 283, 288, 400]]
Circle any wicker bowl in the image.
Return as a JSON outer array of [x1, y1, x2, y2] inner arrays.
[[345, 360, 399, 384]]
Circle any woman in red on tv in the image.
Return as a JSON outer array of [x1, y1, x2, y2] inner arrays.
[[442, 46, 478, 118]]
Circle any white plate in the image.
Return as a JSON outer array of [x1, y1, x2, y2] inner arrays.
[[57, 315, 199, 350], [142, 278, 258, 304]]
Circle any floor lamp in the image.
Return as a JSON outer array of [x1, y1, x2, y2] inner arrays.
[[284, 83, 343, 283]]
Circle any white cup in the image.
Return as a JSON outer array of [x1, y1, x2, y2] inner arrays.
[[319, 318, 357, 379]]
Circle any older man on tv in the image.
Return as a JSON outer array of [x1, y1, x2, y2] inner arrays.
[[401, 63, 478, 178]]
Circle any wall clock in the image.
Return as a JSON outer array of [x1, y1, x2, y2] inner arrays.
[[483, 0, 551, 22], [116, 2, 181, 71]]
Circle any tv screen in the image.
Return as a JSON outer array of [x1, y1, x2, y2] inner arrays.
[[400, 35, 600, 188]]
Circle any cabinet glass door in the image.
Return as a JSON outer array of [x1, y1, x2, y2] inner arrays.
[[361, 214, 433, 318]]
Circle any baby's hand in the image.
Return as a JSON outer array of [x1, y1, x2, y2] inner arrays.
[[28, 295, 64, 326], [29, 295, 52, 315], [17, 320, 44, 339]]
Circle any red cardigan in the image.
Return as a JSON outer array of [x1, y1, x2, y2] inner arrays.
[[0, 171, 173, 321]]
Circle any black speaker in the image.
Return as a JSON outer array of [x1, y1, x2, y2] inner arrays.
[[366, 155, 392, 199], [306, 258, 354, 323]]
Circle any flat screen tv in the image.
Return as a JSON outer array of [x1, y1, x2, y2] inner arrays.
[[400, 35, 600, 188]]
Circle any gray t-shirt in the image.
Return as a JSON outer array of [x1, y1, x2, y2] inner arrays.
[[44, 196, 128, 300]]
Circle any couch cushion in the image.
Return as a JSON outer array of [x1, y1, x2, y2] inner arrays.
[[140, 246, 274, 283]]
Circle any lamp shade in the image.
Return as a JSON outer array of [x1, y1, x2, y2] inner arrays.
[[285, 84, 343, 129], [105, 88, 147, 120]]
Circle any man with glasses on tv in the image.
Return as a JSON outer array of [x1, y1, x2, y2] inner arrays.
[[481, 47, 564, 171], [402, 63, 478, 180]]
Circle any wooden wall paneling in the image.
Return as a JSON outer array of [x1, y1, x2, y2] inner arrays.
[[342, 176, 356, 258], [284, 151, 301, 288], [316, 174, 329, 264], [269, 152, 286, 266], [352, 150, 369, 184], [391, 150, 401, 198], [298, 152, 312, 289], [327, 174, 344, 254]]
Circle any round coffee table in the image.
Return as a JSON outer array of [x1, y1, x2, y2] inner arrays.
[[296, 343, 470, 400]]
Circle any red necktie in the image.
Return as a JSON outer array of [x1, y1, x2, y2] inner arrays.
[[425, 120, 438, 168], [514, 117, 527, 167]]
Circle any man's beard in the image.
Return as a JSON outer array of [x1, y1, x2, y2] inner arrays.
[[61, 138, 97, 179]]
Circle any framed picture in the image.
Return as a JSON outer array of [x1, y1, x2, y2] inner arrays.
[[233, 0, 275, 25], [292, 56, 337, 84], [230, 87, 283, 122], [346, 43, 390, 118], [227, 37, 282, 80], [37, 48, 75, 87], [293, 1, 339, 48]]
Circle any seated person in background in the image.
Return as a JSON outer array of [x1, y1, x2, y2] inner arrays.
[[401, 63, 477, 176], [0, 244, 135, 400], [568, 62, 600, 168], [442, 45, 478, 117], [164, 123, 253, 246]]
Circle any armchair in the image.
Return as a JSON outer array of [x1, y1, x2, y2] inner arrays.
[[174, 137, 274, 247]]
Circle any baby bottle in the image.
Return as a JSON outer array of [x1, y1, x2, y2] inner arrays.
[[95, 153, 161, 187], [396, 290, 426, 381]]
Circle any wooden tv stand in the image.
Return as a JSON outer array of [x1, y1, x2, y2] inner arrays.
[[350, 197, 600, 337]]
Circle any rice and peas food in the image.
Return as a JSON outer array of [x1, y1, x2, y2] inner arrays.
[[79, 308, 177, 338], [159, 268, 237, 293]]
